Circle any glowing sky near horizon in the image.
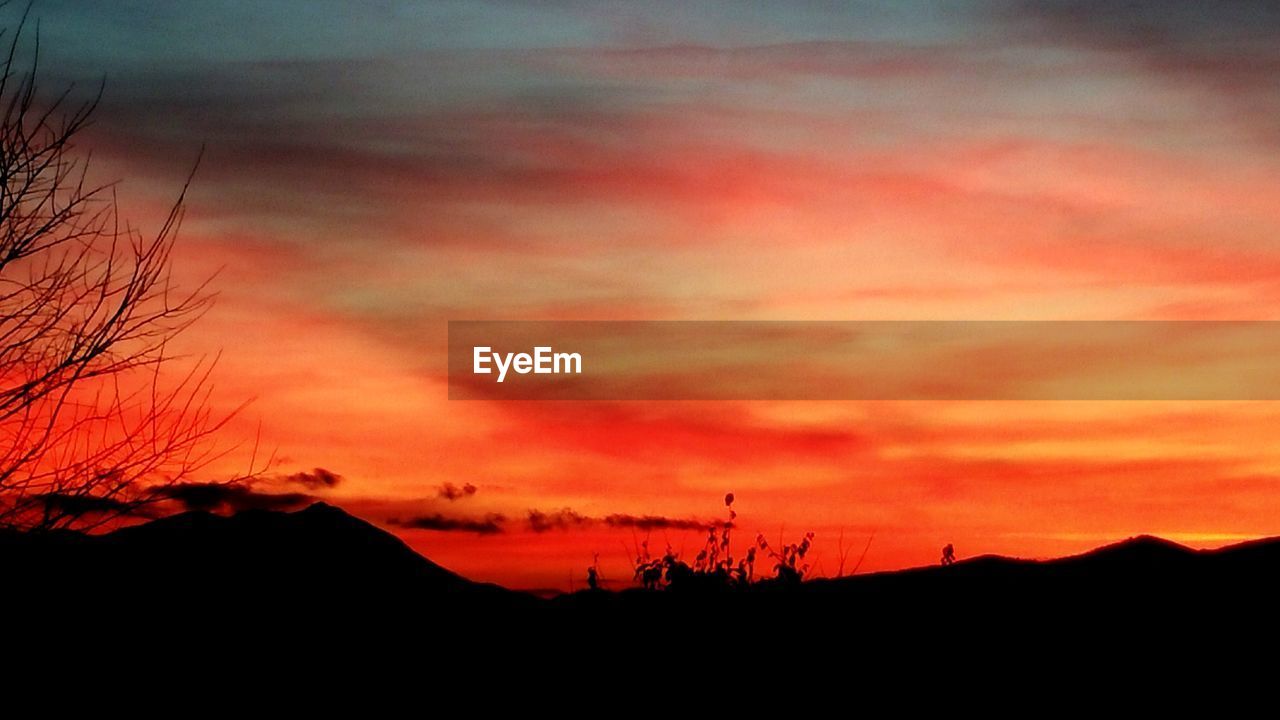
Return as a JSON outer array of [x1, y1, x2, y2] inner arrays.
[[27, 0, 1280, 589]]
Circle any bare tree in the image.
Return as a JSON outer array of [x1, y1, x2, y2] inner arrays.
[[0, 8, 245, 531]]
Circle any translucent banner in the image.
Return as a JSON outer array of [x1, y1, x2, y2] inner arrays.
[[448, 321, 1280, 400]]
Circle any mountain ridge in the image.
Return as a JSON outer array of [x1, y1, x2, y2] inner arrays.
[[7, 502, 1280, 641]]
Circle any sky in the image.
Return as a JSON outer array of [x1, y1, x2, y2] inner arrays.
[[23, 0, 1280, 590]]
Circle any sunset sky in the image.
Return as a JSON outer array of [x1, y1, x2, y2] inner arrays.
[[31, 1, 1280, 590]]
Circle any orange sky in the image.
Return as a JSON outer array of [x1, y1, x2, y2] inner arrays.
[[32, 1, 1280, 590]]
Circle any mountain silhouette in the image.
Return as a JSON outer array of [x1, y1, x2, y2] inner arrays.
[[3, 502, 529, 632], [6, 504, 1280, 647], [551, 532, 1280, 643]]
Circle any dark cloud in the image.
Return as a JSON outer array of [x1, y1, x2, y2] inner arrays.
[[389, 512, 506, 535], [526, 508, 590, 533], [31, 493, 140, 517], [999, 0, 1280, 46], [996, 0, 1280, 143], [283, 468, 343, 489], [151, 482, 313, 513], [525, 507, 718, 533], [58, 40, 1005, 241], [68, 56, 657, 228], [603, 514, 720, 531], [436, 482, 478, 501]]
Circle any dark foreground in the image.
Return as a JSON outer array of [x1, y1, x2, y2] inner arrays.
[[6, 503, 1280, 655]]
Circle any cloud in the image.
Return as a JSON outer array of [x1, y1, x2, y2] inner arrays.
[[525, 507, 718, 533], [282, 467, 343, 489], [1000, 0, 1280, 52], [30, 493, 142, 518], [151, 482, 313, 513], [998, 0, 1280, 144], [66, 40, 1023, 240], [602, 514, 719, 531], [19, 469, 345, 522], [389, 512, 506, 535], [526, 508, 590, 533], [492, 402, 870, 468], [351, 502, 724, 536], [436, 482, 478, 501]]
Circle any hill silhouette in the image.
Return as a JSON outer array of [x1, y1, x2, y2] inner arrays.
[[2, 502, 530, 630], [6, 503, 1280, 646]]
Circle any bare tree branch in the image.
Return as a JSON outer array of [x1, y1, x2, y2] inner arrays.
[[0, 12, 252, 531]]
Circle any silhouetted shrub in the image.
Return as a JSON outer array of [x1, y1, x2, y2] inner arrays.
[[618, 493, 815, 592]]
